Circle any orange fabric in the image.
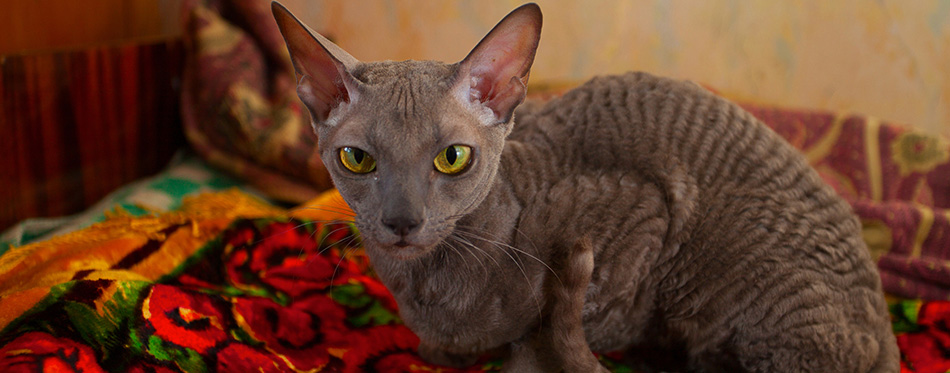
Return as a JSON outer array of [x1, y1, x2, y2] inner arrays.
[[0, 189, 299, 331]]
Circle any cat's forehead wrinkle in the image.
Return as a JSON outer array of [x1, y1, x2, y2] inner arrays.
[[346, 60, 458, 146], [392, 74, 420, 120], [355, 62, 455, 116], [352, 60, 457, 86], [368, 113, 440, 150]]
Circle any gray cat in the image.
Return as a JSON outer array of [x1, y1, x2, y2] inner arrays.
[[272, 2, 899, 372]]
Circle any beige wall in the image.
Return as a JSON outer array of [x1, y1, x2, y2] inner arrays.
[[279, 0, 950, 138]]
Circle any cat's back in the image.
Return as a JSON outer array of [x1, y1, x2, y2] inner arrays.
[[515, 72, 790, 187], [518, 71, 882, 293], [514, 71, 852, 235], [509, 72, 898, 371], [511, 71, 838, 243]]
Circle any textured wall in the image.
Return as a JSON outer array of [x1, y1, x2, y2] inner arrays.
[[279, 0, 950, 138]]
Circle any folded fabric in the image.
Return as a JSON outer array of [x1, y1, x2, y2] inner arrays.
[[181, 0, 333, 203], [0, 151, 258, 254]]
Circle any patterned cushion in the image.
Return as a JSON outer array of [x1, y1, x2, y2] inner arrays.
[[180, 0, 332, 203]]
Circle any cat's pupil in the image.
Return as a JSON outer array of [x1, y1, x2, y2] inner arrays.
[[353, 149, 364, 163], [446, 147, 457, 165]]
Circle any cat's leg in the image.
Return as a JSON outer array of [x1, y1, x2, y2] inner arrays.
[[723, 287, 898, 373], [869, 333, 900, 373], [549, 237, 609, 372], [504, 338, 560, 373], [735, 323, 884, 372], [504, 237, 608, 373]]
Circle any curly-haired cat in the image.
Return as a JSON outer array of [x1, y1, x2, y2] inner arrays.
[[272, 2, 898, 372]]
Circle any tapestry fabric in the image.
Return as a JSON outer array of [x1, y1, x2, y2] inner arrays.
[[0, 152, 258, 255]]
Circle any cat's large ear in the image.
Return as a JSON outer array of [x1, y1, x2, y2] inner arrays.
[[272, 2, 360, 125], [456, 3, 542, 125]]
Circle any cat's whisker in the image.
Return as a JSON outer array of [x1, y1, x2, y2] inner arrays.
[[327, 231, 360, 260], [444, 236, 475, 267], [291, 206, 356, 217], [288, 205, 357, 218], [452, 229, 543, 326], [251, 216, 354, 247], [439, 239, 472, 269], [452, 229, 518, 269], [283, 220, 360, 300], [327, 233, 362, 294], [450, 237, 492, 276], [454, 227, 560, 283], [288, 220, 331, 300], [314, 224, 353, 248], [317, 228, 361, 295], [447, 234, 496, 272], [251, 220, 315, 245], [512, 226, 543, 261], [315, 225, 361, 257], [449, 232, 495, 265], [329, 246, 354, 291]]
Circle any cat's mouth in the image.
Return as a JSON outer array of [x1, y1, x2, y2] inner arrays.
[[378, 242, 435, 260], [370, 235, 442, 260], [355, 219, 449, 260]]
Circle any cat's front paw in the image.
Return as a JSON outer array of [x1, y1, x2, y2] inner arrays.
[[418, 341, 478, 368]]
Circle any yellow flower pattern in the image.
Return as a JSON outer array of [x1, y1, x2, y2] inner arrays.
[[891, 131, 950, 176]]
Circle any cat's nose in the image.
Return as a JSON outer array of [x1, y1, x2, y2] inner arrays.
[[381, 216, 421, 237]]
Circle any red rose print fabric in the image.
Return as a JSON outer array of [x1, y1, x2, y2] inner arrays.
[[0, 209, 495, 372], [0, 189, 945, 372]]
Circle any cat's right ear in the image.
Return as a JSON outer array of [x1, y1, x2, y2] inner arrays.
[[455, 3, 542, 126], [272, 2, 360, 125]]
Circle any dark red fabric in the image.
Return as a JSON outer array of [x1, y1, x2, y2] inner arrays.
[[0, 41, 184, 231]]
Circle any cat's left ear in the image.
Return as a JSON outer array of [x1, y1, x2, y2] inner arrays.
[[455, 3, 542, 125]]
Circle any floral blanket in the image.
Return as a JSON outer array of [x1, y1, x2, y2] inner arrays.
[[0, 189, 947, 372], [0, 190, 625, 372], [0, 190, 413, 372]]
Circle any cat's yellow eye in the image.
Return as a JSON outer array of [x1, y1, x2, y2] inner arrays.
[[434, 145, 472, 175], [339, 147, 376, 174]]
